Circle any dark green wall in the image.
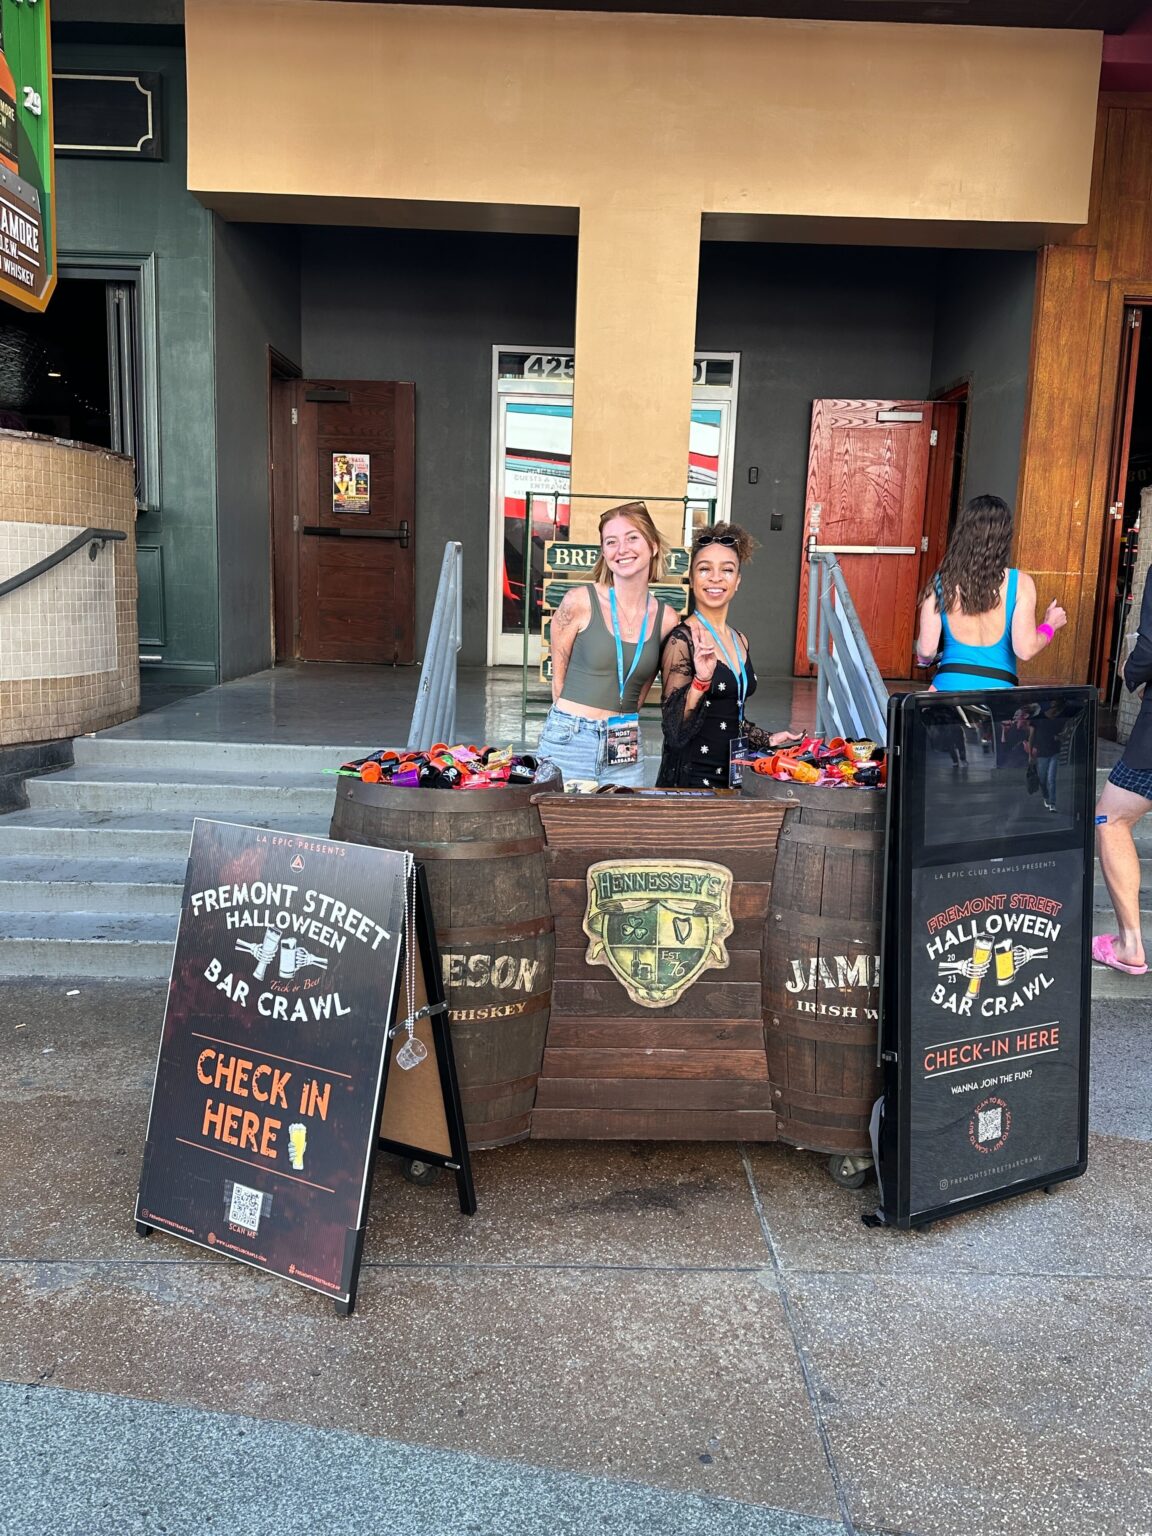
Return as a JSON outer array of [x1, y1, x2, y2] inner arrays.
[[53, 42, 218, 688], [697, 242, 941, 670], [300, 228, 578, 666], [213, 220, 301, 681], [929, 249, 1037, 512], [300, 230, 944, 673]]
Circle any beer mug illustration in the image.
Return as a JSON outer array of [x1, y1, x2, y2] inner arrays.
[[254, 927, 279, 981], [967, 932, 993, 996], [288, 1122, 307, 1171], [994, 939, 1016, 986], [278, 937, 298, 979]]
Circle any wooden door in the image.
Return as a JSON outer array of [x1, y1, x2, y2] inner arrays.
[[794, 399, 934, 679], [295, 380, 415, 664], [1089, 308, 1143, 694]]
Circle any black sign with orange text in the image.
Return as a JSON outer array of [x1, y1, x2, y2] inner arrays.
[[136, 819, 407, 1304], [879, 688, 1094, 1227]]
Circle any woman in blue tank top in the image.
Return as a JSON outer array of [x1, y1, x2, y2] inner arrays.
[[915, 495, 1067, 690]]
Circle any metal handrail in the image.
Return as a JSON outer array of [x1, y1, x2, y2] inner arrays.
[[806, 507, 889, 746], [407, 541, 463, 749], [0, 527, 127, 601]]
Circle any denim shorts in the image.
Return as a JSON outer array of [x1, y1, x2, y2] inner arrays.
[[536, 706, 646, 789]]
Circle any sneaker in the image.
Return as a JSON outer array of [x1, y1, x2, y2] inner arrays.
[[1044, 801, 1056, 812]]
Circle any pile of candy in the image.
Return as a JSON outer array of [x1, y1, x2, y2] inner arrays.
[[747, 735, 886, 788], [338, 744, 541, 790]]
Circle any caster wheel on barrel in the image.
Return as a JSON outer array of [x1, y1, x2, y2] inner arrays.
[[402, 1159, 442, 1187], [827, 1154, 873, 1190]]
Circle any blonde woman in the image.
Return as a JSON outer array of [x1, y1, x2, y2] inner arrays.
[[541, 502, 679, 786]]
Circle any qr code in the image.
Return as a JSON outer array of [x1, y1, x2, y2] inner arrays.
[[977, 1108, 1003, 1144], [228, 1181, 265, 1233]]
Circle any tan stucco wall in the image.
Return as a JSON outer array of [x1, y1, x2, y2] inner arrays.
[[185, 1, 1103, 537], [0, 435, 139, 746]]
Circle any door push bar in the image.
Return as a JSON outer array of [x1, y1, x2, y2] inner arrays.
[[302, 521, 410, 548], [811, 544, 916, 556]]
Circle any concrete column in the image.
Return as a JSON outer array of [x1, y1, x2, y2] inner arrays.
[[569, 203, 702, 546]]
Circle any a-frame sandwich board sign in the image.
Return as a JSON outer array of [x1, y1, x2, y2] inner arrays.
[[135, 818, 474, 1316], [876, 688, 1093, 1230]]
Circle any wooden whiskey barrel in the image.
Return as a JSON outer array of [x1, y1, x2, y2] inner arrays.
[[743, 774, 885, 1155], [330, 766, 560, 1147]]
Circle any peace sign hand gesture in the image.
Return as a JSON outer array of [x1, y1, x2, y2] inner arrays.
[[689, 619, 719, 684]]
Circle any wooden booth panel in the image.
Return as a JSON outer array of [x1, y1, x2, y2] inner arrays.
[[531, 794, 781, 1141]]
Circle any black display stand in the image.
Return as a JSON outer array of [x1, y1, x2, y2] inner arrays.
[[135, 820, 474, 1316], [876, 687, 1094, 1229]]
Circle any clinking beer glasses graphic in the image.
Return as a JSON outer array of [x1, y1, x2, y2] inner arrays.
[[235, 928, 330, 980], [938, 933, 1050, 991], [967, 932, 993, 997]]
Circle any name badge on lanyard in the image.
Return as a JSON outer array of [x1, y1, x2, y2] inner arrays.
[[605, 714, 641, 766], [728, 735, 749, 787], [606, 589, 650, 768], [695, 615, 748, 785]]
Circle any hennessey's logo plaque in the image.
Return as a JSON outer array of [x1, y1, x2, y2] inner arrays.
[[583, 859, 733, 1008]]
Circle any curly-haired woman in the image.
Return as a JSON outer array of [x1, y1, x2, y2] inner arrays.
[[914, 494, 1067, 689], [657, 523, 798, 789]]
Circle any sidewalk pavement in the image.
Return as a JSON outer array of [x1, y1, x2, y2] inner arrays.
[[1, 980, 1149, 1536]]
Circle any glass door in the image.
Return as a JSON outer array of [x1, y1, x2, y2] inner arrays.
[[491, 392, 572, 666], [487, 348, 739, 665]]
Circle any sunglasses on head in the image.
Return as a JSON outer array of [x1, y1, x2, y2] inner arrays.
[[695, 532, 739, 549]]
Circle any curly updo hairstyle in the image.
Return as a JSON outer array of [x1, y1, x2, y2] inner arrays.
[[685, 522, 758, 614]]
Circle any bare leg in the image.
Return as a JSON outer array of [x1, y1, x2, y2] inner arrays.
[[1096, 780, 1152, 967]]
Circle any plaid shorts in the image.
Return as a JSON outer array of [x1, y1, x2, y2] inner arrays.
[[1107, 758, 1152, 800]]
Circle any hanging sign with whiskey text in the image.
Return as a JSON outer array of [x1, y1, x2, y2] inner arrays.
[[0, 0, 55, 312]]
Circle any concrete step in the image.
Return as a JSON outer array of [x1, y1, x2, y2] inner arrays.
[[0, 911, 178, 979], [26, 767, 338, 818], [74, 737, 367, 775], [0, 855, 186, 914], [0, 809, 333, 860]]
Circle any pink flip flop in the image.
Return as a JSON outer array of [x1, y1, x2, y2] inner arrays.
[[1091, 933, 1149, 975]]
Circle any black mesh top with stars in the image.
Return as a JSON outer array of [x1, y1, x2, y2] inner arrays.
[[657, 621, 776, 789]]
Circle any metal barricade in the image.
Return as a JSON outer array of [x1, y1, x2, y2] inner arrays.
[[407, 541, 462, 750], [806, 508, 889, 746]]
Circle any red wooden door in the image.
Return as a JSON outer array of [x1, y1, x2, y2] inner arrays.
[[794, 399, 934, 679], [296, 380, 415, 663]]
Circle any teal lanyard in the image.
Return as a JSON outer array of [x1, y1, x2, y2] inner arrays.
[[695, 615, 747, 713], [609, 588, 651, 707]]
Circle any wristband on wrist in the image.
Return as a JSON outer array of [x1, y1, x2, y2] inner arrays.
[[1036, 623, 1055, 643], [691, 676, 710, 693]]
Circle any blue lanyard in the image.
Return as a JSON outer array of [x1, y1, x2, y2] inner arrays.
[[695, 615, 747, 712], [609, 587, 651, 706]]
